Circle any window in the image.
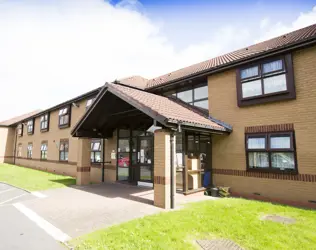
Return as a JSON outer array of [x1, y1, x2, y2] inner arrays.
[[59, 107, 70, 128], [59, 139, 69, 161], [237, 54, 295, 106], [40, 114, 49, 132], [17, 124, 23, 136], [245, 132, 297, 173], [27, 143, 33, 159], [27, 119, 34, 135], [91, 139, 101, 163], [172, 84, 209, 110], [86, 98, 95, 110], [17, 144, 22, 157], [40, 142, 48, 160]]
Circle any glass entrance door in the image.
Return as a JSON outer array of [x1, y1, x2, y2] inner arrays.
[[138, 137, 154, 183]]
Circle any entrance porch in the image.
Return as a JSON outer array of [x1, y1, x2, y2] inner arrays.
[[71, 83, 231, 209]]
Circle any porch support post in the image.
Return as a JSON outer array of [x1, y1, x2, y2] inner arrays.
[[77, 138, 91, 185], [154, 129, 175, 209]]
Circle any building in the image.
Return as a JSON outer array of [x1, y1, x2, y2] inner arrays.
[[1, 24, 316, 209]]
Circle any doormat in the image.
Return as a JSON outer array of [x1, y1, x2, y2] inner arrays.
[[261, 214, 296, 224], [196, 239, 244, 250]]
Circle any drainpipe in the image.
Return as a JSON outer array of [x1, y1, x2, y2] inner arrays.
[[13, 127, 17, 165], [102, 138, 105, 182], [170, 131, 175, 209]]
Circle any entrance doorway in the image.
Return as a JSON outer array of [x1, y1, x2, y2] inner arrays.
[[117, 129, 154, 185]]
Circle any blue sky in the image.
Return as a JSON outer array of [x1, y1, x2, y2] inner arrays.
[[0, 0, 315, 121]]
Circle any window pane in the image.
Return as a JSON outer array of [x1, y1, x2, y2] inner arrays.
[[118, 152, 130, 167], [271, 152, 295, 170], [241, 66, 258, 79], [93, 142, 101, 151], [263, 60, 283, 74], [140, 166, 152, 181], [118, 167, 129, 181], [194, 99, 209, 109], [194, 85, 208, 100], [64, 152, 69, 161], [95, 152, 101, 162], [59, 109, 63, 115], [242, 80, 262, 98], [64, 115, 69, 124], [118, 139, 129, 152], [177, 89, 193, 102], [248, 137, 266, 149], [263, 74, 287, 94], [248, 152, 269, 168], [60, 152, 65, 160], [270, 136, 291, 149]]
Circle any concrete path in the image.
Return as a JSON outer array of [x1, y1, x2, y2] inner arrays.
[[22, 183, 216, 237], [0, 183, 65, 250]]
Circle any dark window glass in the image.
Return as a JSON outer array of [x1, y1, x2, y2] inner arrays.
[[59, 140, 69, 161], [27, 143, 33, 158], [91, 139, 101, 163], [59, 107, 70, 128], [40, 143, 48, 160], [40, 114, 49, 131], [246, 132, 296, 172]]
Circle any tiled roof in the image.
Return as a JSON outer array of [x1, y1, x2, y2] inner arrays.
[[0, 110, 42, 126], [107, 83, 228, 131], [146, 23, 316, 89], [117, 75, 148, 89]]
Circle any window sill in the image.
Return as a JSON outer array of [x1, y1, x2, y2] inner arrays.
[[247, 168, 298, 175], [40, 158, 47, 161], [40, 128, 49, 133], [27, 132, 34, 135], [241, 90, 289, 101], [59, 160, 69, 163], [59, 124, 70, 129]]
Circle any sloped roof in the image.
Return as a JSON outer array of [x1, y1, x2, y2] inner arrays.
[[146, 23, 316, 89], [117, 75, 148, 89], [0, 110, 42, 126], [106, 83, 229, 131]]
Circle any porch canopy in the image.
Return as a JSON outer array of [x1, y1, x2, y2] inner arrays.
[[71, 82, 231, 138]]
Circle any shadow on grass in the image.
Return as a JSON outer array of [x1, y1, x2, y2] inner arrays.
[[49, 178, 76, 187]]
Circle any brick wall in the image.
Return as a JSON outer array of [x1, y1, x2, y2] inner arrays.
[[208, 45, 316, 206]]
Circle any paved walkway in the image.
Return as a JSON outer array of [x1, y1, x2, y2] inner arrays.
[[22, 182, 216, 237]]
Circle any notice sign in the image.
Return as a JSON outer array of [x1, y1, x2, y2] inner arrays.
[[111, 150, 116, 160]]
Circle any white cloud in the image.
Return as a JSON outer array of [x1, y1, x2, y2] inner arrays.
[[256, 5, 316, 42], [0, 1, 315, 121]]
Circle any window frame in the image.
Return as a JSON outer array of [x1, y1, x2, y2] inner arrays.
[[58, 106, 71, 129], [172, 83, 209, 110], [91, 139, 102, 163], [40, 113, 50, 132], [236, 53, 295, 107], [59, 139, 69, 162], [27, 119, 34, 135], [245, 131, 297, 174], [17, 124, 23, 137], [40, 141, 48, 160], [27, 143, 33, 159]]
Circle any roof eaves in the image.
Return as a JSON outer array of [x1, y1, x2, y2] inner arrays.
[[11, 87, 102, 127], [146, 35, 316, 91]]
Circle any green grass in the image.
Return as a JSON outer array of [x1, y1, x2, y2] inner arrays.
[[0, 163, 76, 191], [72, 198, 316, 250]]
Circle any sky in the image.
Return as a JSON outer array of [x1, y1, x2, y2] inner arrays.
[[0, 0, 315, 121]]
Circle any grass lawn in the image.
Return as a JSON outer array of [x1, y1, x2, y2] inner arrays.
[[72, 198, 316, 250], [0, 163, 76, 191]]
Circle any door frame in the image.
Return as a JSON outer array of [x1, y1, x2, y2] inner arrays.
[[131, 136, 154, 184]]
